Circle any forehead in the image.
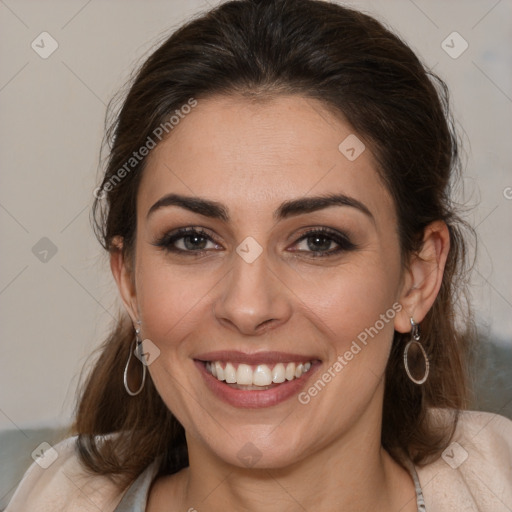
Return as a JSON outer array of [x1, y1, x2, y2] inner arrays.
[[139, 94, 394, 225]]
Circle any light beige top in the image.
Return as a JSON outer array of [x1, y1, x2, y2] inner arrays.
[[6, 410, 512, 511]]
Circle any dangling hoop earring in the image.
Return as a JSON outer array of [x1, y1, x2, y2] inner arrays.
[[123, 320, 147, 396], [403, 317, 430, 385]]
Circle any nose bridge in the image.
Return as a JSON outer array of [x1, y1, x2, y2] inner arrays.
[[213, 242, 291, 334]]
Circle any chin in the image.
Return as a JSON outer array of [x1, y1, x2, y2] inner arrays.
[[203, 424, 310, 470]]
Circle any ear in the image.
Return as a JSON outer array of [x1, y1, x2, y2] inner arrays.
[[110, 236, 139, 325], [394, 220, 450, 333]]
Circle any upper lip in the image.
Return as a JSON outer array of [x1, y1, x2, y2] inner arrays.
[[194, 350, 320, 365]]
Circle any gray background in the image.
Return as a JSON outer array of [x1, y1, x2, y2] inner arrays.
[[1, 0, 511, 507]]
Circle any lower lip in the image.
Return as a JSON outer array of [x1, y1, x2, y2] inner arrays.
[[194, 360, 319, 408]]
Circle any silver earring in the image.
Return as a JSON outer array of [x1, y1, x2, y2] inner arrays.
[[403, 318, 430, 385], [123, 320, 147, 396]]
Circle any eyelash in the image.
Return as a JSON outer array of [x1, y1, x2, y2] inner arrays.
[[152, 227, 357, 258]]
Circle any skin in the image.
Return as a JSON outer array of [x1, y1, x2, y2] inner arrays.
[[111, 94, 450, 511]]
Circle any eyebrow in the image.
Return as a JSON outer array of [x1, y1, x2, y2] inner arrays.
[[147, 192, 374, 223]]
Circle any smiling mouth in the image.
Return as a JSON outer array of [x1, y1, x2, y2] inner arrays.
[[203, 360, 314, 390]]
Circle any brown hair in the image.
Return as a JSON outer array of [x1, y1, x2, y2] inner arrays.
[[71, 0, 476, 488]]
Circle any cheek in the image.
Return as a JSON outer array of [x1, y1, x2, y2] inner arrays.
[[286, 261, 401, 440], [292, 257, 400, 341], [132, 246, 215, 344], [288, 258, 402, 409], [131, 250, 220, 426]]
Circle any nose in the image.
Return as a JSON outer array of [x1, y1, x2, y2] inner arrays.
[[212, 247, 293, 336]]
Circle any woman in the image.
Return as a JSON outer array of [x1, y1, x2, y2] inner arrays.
[[7, 0, 512, 510]]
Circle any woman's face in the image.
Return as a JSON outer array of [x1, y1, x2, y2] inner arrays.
[[120, 94, 410, 469]]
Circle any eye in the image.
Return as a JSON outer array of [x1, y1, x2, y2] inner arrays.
[[291, 227, 356, 257], [152, 226, 356, 258], [152, 227, 221, 255]]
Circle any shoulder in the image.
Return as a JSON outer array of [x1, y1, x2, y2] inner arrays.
[[5, 435, 128, 512], [417, 409, 512, 512]]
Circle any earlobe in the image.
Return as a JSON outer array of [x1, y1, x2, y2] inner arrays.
[[394, 220, 450, 333], [110, 236, 139, 324]]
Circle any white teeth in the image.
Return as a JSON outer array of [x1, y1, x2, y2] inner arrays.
[[253, 365, 272, 386], [225, 362, 237, 383], [206, 360, 313, 387], [236, 364, 253, 385], [215, 361, 225, 381], [272, 363, 286, 383], [285, 362, 295, 381]]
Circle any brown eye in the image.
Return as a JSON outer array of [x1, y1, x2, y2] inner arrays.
[[292, 228, 356, 257], [152, 228, 221, 255]]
